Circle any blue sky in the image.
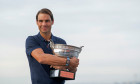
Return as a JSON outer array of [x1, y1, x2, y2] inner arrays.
[[0, 0, 140, 84]]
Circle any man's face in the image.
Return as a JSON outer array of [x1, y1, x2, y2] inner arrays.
[[36, 13, 54, 34]]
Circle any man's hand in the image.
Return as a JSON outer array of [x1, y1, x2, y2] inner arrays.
[[50, 65, 67, 71], [68, 57, 79, 69], [50, 57, 79, 72]]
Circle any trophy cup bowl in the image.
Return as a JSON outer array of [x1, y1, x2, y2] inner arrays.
[[50, 41, 83, 80]]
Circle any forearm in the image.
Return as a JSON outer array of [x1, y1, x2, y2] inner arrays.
[[31, 48, 67, 66], [38, 53, 66, 66], [31, 48, 79, 69]]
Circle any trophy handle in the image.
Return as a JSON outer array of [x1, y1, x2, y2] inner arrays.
[[79, 46, 84, 53]]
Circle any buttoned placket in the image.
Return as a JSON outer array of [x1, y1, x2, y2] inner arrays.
[[44, 40, 50, 48]]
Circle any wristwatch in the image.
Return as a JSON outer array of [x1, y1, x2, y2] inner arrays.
[[66, 57, 70, 66]]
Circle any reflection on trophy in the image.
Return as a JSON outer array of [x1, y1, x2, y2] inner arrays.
[[50, 40, 83, 80]]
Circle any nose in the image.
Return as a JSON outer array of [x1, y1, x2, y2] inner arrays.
[[42, 21, 46, 26]]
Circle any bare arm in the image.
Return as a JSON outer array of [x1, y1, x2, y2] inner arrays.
[[51, 57, 79, 73], [31, 48, 66, 66]]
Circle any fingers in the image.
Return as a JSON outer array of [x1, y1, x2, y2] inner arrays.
[[73, 57, 79, 63], [69, 57, 79, 69], [50, 65, 67, 70], [50, 57, 80, 71]]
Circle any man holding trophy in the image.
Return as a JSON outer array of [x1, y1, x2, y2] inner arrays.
[[26, 8, 82, 84]]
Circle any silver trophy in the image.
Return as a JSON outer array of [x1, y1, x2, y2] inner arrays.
[[50, 40, 83, 80]]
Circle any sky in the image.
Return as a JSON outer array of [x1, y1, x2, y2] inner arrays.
[[0, 0, 140, 84]]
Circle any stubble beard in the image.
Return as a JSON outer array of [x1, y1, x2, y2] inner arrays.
[[40, 27, 51, 35]]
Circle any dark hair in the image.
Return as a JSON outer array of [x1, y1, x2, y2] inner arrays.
[[36, 8, 54, 21]]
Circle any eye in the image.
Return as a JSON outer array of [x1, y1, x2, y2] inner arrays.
[[39, 20, 43, 22], [45, 20, 50, 22]]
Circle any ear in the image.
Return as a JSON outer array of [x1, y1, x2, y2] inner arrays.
[[52, 20, 54, 25], [36, 20, 38, 25]]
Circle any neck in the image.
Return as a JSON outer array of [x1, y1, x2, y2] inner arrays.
[[40, 32, 51, 41]]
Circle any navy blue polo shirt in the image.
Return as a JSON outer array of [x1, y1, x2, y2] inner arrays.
[[25, 32, 66, 84]]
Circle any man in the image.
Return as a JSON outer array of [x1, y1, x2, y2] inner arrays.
[[25, 8, 79, 84]]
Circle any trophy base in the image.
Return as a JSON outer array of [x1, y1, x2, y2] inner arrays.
[[50, 70, 75, 80]]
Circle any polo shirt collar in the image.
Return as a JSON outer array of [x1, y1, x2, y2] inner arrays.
[[37, 32, 56, 42]]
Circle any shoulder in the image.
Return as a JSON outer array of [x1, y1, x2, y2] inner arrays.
[[25, 35, 38, 45], [26, 36, 34, 41], [53, 35, 67, 44], [26, 35, 35, 42]]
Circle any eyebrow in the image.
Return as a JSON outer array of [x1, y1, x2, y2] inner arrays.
[[38, 20, 50, 22]]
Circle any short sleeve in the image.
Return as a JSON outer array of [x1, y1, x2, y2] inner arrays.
[[25, 36, 41, 56]]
